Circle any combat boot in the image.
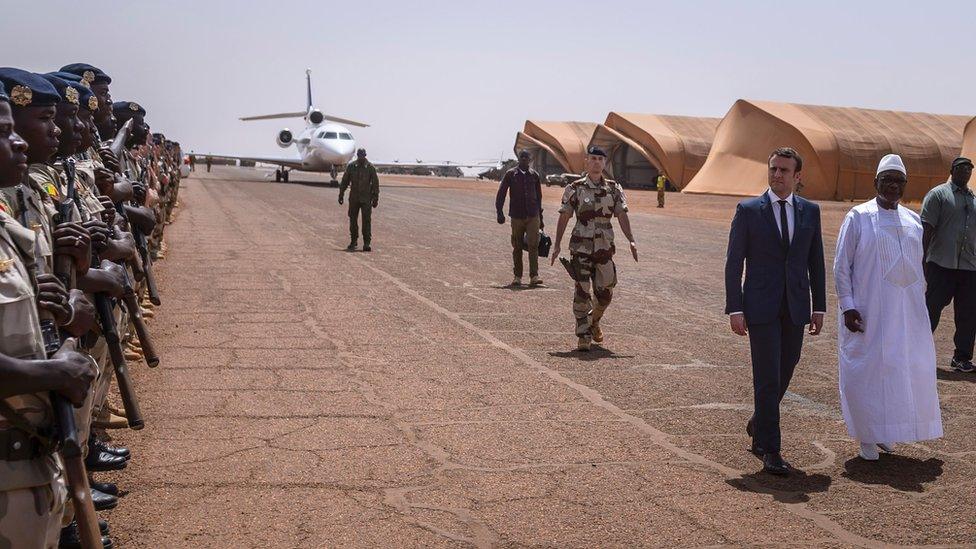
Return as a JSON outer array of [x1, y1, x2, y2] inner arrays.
[[591, 323, 604, 343], [577, 336, 591, 352]]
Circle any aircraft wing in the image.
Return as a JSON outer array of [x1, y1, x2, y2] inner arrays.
[[371, 161, 496, 169], [239, 111, 307, 121], [198, 153, 306, 170]]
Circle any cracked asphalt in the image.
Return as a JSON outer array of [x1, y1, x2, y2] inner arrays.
[[103, 167, 976, 547]]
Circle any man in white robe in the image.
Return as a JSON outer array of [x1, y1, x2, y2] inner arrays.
[[834, 154, 943, 461]]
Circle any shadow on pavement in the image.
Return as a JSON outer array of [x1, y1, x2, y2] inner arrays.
[[936, 368, 976, 383], [726, 469, 832, 503], [490, 284, 546, 292], [548, 347, 635, 361], [841, 455, 944, 492]]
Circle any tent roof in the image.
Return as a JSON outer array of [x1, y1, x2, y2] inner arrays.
[[683, 99, 969, 201], [589, 112, 719, 188], [962, 117, 976, 161], [519, 121, 597, 174]]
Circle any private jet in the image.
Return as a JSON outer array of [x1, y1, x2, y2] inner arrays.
[[207, 69, 367, 185]]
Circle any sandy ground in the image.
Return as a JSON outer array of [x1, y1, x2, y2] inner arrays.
[[102, 167, 976, 547]]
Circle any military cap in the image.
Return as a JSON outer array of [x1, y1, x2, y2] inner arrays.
[[952, 157, 973, 170], [58, 63, 111, 86], [47, 72, 98, 112], [586, 145, 607, 158], [113, 101, 145, 117], [39, 73, 83, 106], [0, 68, 61, 107], [0, 81, 6, 102]]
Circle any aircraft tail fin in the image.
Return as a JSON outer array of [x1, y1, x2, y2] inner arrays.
[[306, 68, 313, 112]]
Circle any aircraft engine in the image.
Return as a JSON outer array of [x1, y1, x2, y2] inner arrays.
[[308, 110, 324, 125], [276, 129, 293, 148]]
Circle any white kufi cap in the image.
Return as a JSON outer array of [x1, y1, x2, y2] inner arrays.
[[877, 153, 907, 176]]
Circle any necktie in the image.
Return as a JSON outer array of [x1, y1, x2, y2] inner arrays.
[[778, 200, 790, 250]]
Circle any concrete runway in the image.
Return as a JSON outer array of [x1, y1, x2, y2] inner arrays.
[[104, 167, 976, 547]]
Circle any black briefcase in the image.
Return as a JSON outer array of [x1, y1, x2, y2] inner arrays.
[[522, 230, 552, 257]]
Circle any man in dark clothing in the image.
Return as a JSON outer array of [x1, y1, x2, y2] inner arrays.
[[339, 148, 380, 251], [496, 150, 544, 286]]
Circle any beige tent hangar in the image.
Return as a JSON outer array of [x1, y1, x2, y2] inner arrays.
[[588, 113, 720, 189], [513, 121, 597, 175], [683, 100, 969, 201], [962, 117, 976, 160]]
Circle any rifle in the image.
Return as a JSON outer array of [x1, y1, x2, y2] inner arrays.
[[64, 158, 147, 426], [132, 162, 161, 306], [16, 184, 102, 549], [108, 119, 133, 159]]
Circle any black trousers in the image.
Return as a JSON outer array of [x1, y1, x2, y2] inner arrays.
[[747, 300, 805, 454], [925, 262, 976, 362]]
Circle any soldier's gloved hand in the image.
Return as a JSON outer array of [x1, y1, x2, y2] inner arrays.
[[497, 212, 505, 225], [338, 194, 344, 205], [49, 339, 96, 407], [372, 199, 378, 208], [97, 147, 121, 174], [35, 273, 71, 324]]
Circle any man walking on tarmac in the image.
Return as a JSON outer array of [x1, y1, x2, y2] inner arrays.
[[657, 173, 667, 208], [496, 150, 544, 286], [339, 148, 380, 252]]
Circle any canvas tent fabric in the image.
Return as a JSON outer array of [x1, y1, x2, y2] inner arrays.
[[513, 121, 597, 175], [683, 100, 969, 201], [589, 113, 719, 189], [962, 117, 976, 161]]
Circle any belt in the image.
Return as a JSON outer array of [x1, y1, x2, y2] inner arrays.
[[0, 428, 53, 461]]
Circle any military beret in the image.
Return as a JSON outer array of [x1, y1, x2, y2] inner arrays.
[[39, 73, 84, 106], [0, 81, 6, 102], [953, 157, 974, 170], [58, 63, 111, 86], [47, 72, 98, 112], [113, 101, 146, 117], [0, 68, 61, 107], [586, 145, 607, 158]]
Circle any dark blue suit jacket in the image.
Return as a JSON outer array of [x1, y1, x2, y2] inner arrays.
[[724, 192, 827, 326]]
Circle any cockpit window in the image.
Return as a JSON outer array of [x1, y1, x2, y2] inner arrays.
[[324, 132, 338, 139], [317, 131, 327, 138], [339, 133, 353, 140]]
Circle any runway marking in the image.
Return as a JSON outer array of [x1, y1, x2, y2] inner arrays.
[[346, 252, 887, 548]]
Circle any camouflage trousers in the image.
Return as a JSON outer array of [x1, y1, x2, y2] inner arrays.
[[0, 470, 67, 548], [572, 252, 617, 337]]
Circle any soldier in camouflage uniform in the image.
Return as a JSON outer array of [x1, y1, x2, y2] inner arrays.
[[551, 146, 639, 351]]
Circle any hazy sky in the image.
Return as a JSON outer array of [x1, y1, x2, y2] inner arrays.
[[4, 0, 973, 164]]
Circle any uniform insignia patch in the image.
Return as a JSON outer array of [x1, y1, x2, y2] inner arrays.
[[82, 71, 95, 86], [65, 87, 79, 105], [43, 183, 58, 197], [88, 96, 98, 111], [0, 258, 13, 273], [129, 102, 141, 112], [10, 85, 32, 107]]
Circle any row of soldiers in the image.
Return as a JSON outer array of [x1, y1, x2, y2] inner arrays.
[[0, 63, 182, 548]]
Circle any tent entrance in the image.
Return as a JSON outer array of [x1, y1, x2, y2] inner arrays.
[[612, 145, 658, 188]]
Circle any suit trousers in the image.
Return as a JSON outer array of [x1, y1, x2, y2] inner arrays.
[[747, 299, 805, 453], [348, 200, 373, 245], [925, 262, 976, 362], [510, 216, 540, 278]]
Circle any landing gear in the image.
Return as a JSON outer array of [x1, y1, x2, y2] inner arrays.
[[275, 169, 282, 182], [329, 165, 339, 187], [275, 168, 289, 182], [283, 170, 289, 182]]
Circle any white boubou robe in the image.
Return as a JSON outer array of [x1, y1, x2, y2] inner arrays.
[[833, 199, 943, 444]]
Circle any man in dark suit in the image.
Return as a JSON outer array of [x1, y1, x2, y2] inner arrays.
[[724, 147, 827, 475]]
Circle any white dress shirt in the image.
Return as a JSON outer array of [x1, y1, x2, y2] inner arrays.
[[729, 189, 824, 317]]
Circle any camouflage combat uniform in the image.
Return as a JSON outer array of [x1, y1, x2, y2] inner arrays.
[[0, 209, 67, 549], [559, 175, 628, 338]]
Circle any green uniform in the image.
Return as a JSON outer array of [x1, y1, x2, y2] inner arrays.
[[339, 160, 379, 246], [559, 176, 628, 338], [656, 174, 666, 208]]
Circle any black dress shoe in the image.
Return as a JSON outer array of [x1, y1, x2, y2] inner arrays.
[[90, 480, 119, 496], [85, 450, 128, 472], [59, 521, 114, 548], [99, 519, 110, 536], [91, 487, 119, 511], [762, 452, 791, 476], [91, 438, 130, 459], [750, 440, 767, 457], [346, 242, 357, 251], [363, 245, 371, 252]]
